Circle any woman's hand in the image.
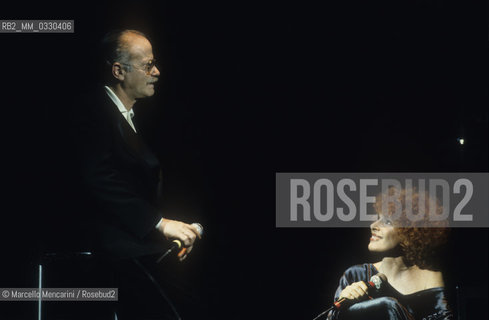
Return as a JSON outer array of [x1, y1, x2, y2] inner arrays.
[[339, 281, 370, 300]]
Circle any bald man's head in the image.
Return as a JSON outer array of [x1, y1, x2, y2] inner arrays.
[[101, 29, 148, 74], [101, 29, 160, 101]]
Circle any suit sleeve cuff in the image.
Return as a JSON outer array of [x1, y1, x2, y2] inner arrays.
[[155, 217, 164, 229]]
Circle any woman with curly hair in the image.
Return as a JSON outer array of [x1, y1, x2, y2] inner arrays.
[[326, 187, 453, 320]]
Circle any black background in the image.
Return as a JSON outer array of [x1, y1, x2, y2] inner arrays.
[[1, 0, 487, 319]]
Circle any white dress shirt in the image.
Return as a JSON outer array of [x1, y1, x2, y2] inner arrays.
[[104, 86, 137, 133]]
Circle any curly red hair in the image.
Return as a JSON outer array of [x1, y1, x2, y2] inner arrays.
[[373, 187, 450, 270]]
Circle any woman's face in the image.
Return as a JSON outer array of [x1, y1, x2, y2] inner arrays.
[[368, 214, 401, 252]]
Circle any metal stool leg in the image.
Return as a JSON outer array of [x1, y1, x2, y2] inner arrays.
[[38, 264, 42, 320]]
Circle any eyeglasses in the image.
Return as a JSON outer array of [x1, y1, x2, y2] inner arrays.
[[121, 59, 158, 75]]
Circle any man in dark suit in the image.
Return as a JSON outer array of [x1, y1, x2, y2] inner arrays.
[[72, 29, 201, 319]]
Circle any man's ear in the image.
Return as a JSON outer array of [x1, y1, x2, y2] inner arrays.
[[112, 63, 125, 81]]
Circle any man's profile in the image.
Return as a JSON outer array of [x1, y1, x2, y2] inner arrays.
[[71, 29, 201, 319]]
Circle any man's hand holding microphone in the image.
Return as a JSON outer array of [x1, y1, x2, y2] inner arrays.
[[157, 218, 202, 261]]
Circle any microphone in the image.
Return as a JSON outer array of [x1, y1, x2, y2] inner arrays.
[[312, 273, 387, 320], [332, 273, 386, 309], [177, 223, 204, 258], [156, 223, 204, 263], [191, 222, 204, 237]]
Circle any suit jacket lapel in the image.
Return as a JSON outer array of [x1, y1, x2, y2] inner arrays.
[[116, 112, 160, 171], [98, 86, 160, 171]]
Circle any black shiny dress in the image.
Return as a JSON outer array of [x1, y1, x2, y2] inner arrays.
[[327, 263, 453, 320]]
